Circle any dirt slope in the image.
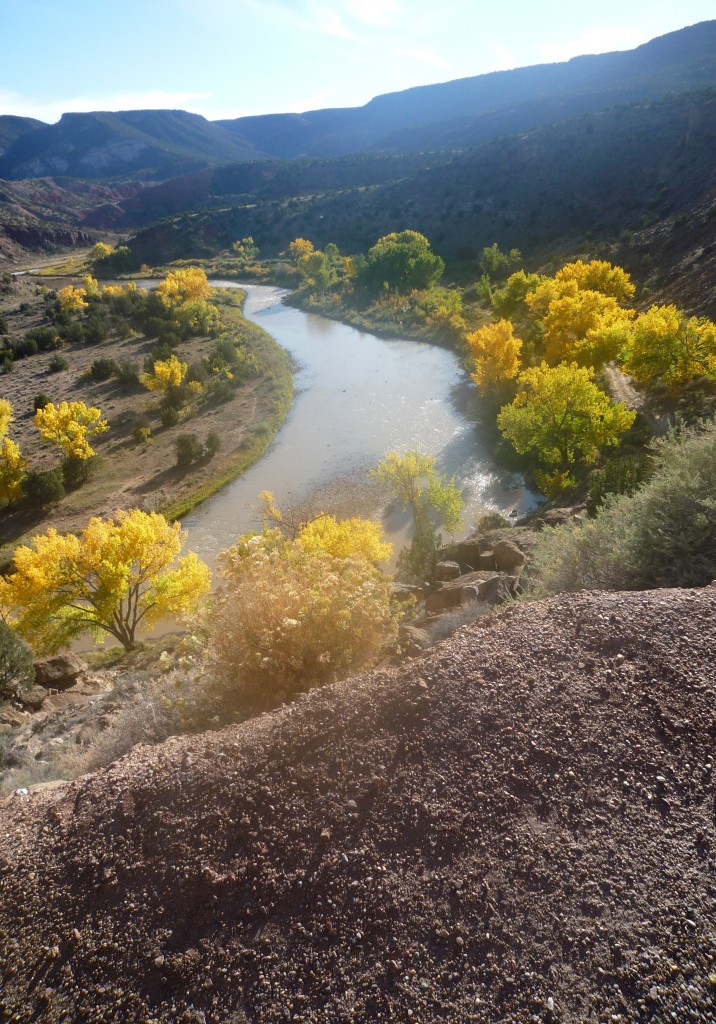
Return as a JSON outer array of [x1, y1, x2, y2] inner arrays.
[[2, 587, 715, 1023]]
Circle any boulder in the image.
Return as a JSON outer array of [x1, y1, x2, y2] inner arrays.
[[435, 561, 461, 582], [399, 625, 431, 657], [390, 582, 424, 602], [425, 572, 502, 613], [492, 540, 526, 572], [16, 686, 48, 711], [34, 654, 87, 691]]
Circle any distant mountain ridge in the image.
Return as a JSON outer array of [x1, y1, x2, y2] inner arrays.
[[217, 20, 716, 158], [0, 20, 714, 182], [0, 109, 263, 182]]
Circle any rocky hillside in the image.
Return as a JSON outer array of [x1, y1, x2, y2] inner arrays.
[[2, 586, 715, 1023]]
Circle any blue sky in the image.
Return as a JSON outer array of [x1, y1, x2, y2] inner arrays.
[[2, 0, 715, 124]]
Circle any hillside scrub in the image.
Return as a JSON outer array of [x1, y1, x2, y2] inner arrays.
[[0, 273, 293, 548], [207, 525, 400, 709], [530, 419, 716, 594]]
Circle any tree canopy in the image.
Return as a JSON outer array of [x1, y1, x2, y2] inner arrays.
[[0, 509, 211, 652], [358, 231, 444, 295]]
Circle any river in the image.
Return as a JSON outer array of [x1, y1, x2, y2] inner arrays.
[[182, 282, 539, 563]]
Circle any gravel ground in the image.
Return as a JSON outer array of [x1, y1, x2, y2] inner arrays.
[[1, 586, 715, 1023]]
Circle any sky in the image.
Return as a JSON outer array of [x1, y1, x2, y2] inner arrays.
[[2, 0, 715, 124]]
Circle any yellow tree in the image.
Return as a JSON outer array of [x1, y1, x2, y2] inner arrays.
[[289, 238, 315, 264], [0, 400, 26, 505], [370, 451, 463, 579], [89, 242, 113, 261], [207, 528, 399, 703], [139, 354, 188, 396], [258, 490, 392, 562], [466, 319, 522, 393], [0, 439, 26, 505], [157, 267, 210, 306], [0, 510, 211, 652], [299, 516, 392, 562], [35, 401, 108, 460], [621, 305, 716, 389], [554, 259, 635, 302], [57, 284, 88, 312], [497, 361, 636, 495], [542, 289, 633, 366], [0, 399, 13, 438]]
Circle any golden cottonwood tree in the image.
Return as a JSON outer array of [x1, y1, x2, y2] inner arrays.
[[542, 290, 633, 367], [497, 361, 636, 494], [57, 284, 88, 312], [622, 305, 716, 388], [466, 319, 522, 392], [157, 267, 210, 306], [34, 401, 108, 460], [554, 259, 635, 302], [0, 438, 27, 505], [140, 354, 188, 396], [0, 510, 211, 652], [0, 402, 26, 505]]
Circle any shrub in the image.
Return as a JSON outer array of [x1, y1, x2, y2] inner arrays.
[[23, 468, 65, 507], [0, 622, 35, 702], [25, 326, 60, 352], [132, 415, 152, 444], [62, 454, 96, 489], [205, 430, 221, 457], [0, 314, 7, 334], [114, 358, 139, 389], [207, 530, 400, 708], [58, 322, 84, 345], [49, 353, 68, 372], [83, 317, 108, 344], [160, 404, 181, 428], [33, 393, 51, 412], [90, 358, 118, 382], [532, 421, 716, 594], [175, 433, 204, 467], [10, 337, 38, 359]]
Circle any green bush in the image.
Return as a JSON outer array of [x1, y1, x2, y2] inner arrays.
[[49, 353, 68, 372], [0, 622, 35, 702], [132, 415, 152, 444], [62, 455, 95, 489], [114, 358, 139, 388], [205, 430, 221, 457], [33, 392, 51, 412], [23, 468, 65, 508], [175, 433, 204, 467], [25, 326, 60, 352], [90, 358, 118, 382], [532, 421, 716, 594], [160, 404, 181, 428]]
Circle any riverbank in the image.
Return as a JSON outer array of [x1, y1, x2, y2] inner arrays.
[[0, 280, 293, 561]]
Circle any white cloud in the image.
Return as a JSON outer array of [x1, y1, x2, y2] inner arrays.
[[538, 25, 647, 64], [344, 0, 401, 27], [395, 44, 453, 73], [482, 42, 516, 74], [0, 89, 213, 125]]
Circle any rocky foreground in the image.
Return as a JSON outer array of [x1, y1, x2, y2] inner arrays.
[[1, 587, 716, 1023]]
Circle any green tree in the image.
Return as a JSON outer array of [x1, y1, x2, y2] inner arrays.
[[497, 362, 636, 495], [479, 242, 522, 282], [370, 451, 463, 580], [359, 231, 444, 296]]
